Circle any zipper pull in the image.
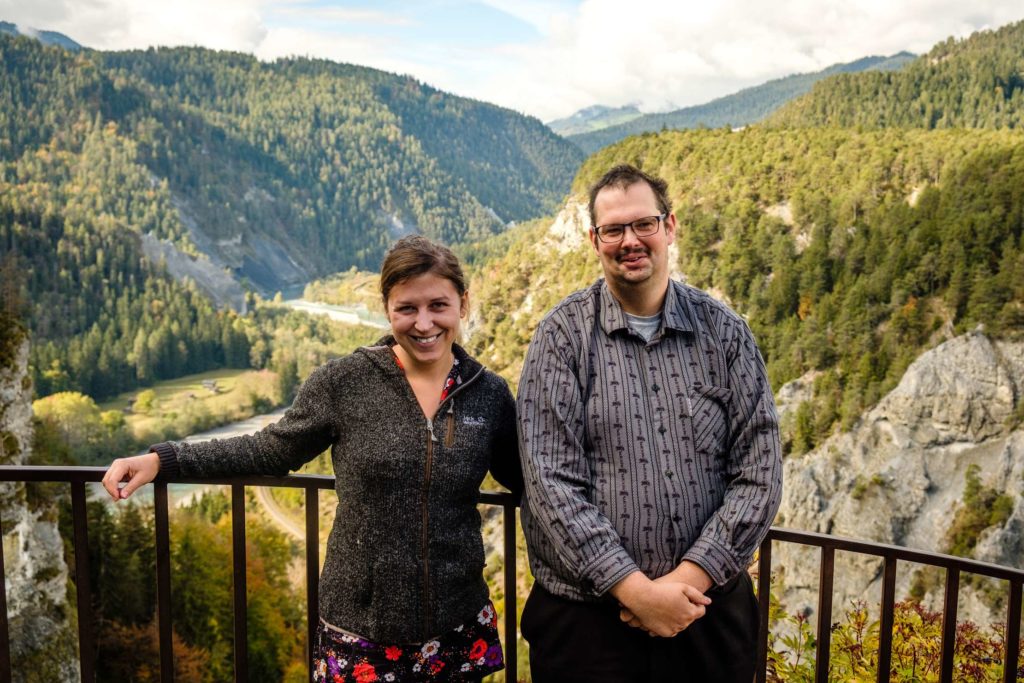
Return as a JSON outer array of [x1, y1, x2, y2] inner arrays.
[[426, 418, 438, 442]]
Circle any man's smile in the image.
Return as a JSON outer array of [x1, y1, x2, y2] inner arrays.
[[617, 249, 650, 265]]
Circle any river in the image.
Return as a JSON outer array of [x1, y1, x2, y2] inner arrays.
[[280, 298, 389, 329]]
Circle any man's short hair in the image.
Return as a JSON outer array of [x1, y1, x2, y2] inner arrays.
[[587, 164, 673, 227]]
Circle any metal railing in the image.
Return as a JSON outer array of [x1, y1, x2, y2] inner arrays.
[[0, 466, 519, 683], [1, 465, 1022, 682], [755, 528, 1024, 683]]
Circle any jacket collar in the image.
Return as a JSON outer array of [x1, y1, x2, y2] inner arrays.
[[597, 279, 694, 337], [358, 336, 483, 380]]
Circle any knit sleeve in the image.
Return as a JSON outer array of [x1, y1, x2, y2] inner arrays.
[[488, 378, 523, 498], [155, 360, 341, 478]]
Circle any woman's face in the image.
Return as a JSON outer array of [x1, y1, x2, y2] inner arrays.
[[386, 272, 468, 371]]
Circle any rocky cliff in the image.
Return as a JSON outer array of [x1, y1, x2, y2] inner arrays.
[[775, 331, 1024, 625], [0, 339, 78, 682]]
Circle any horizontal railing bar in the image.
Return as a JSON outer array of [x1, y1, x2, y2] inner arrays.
[[767, 528, 1024, 582], [0, 467, 519, 505], [1, 464, 1013, 578], [0, 465, 336, 488]]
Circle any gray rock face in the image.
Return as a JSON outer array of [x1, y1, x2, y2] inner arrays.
[[170, 194, 314, 297], [139, 233, 246, 311], [775, 332, 1024, 626], [0, 340, 79, 681]]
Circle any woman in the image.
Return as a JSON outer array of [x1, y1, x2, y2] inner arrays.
[[103, 235, 522, 682]]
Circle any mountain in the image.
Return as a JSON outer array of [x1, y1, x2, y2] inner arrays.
[[470, 125, 1024, 451], [768, 20, 1024, 129], [0, 30, 583, 400], [776, 332, 1024, 625], [0, 21, 82, 50], [567, 53, 914, 154], [0, 32, 584, 295], [546, 104, 643, 136]]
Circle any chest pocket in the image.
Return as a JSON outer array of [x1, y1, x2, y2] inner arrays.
[[686, 385, 732, 458]]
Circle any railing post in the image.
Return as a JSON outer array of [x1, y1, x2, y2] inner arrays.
[[1003, 579, 1021, 683], [231, 484, 248, 682], [154, 481, 174, 682], [305, 486, 319, 682], [940, 567, 960, 683], [503, 500, 518, 683], [756, 537, 772, 683], [0, 508, 11, 681], [876, 556, 897, 683], [814, 545, 835, 683], [71, 481, 96, 682]]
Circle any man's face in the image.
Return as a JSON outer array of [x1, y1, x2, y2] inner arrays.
[[590, 181, 676, 291]]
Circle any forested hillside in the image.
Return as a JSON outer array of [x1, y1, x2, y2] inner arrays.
[[0, 31, 581, 401], [470, 126, 1024, 454], [769, 20, 1024, 129], [0, 33, 582, 291], [567, 53, 914, 154]]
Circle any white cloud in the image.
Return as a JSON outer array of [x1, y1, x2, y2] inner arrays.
[[267, 6, 411, 26], [466, 0, 1024, 120], [0, 0, 268, 51], [252, 25, 454, 86], [2, 0, 1023, 121]]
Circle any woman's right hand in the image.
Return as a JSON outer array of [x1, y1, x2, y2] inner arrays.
[[102, 452, 161, 501]]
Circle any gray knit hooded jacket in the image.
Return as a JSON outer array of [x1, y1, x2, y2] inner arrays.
[[152, 339, 521, 643]]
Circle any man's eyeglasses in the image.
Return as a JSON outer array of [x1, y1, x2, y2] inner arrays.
[[592, 214, 666, 243]]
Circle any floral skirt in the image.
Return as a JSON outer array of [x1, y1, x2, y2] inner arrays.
[[313, 602, 504, 682]]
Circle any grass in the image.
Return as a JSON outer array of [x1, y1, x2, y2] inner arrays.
[[98, 368, 282, 444]]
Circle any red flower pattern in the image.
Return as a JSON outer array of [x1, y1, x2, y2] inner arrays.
[[352, 662, 377, 683], [469, 638, 488, 660]]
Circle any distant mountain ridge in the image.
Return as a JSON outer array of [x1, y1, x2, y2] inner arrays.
[[768, 19, 1024, 129], [0, 28, 582, 402], [0, 32, 583, 294], [567, 52, 915, 154], [0, 20, 81, 50], [547, 104, 642, 136]]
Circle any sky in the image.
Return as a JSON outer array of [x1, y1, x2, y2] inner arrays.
[[3, 0, 1023, 122]]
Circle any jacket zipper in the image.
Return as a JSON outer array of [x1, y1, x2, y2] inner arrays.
[[419, 365, 484, 640], [422, 417, 436, 639]]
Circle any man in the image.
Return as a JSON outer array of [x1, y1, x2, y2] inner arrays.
[[517, 164, 782, 682]]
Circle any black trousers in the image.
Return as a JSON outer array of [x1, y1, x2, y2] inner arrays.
[[521, 572, 759, 683]]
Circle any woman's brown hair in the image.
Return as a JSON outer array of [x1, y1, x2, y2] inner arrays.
[[379, 235, 467, 306]]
